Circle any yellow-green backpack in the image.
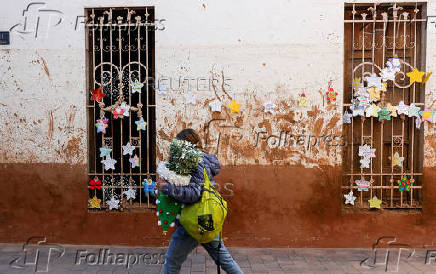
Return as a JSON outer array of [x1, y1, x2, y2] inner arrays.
[[180, 168, 227, 243]]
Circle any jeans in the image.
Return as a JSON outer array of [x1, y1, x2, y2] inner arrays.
[[163, 226, 243, 274]]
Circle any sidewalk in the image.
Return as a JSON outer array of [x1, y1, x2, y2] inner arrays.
[[1, 243, 436, 273]]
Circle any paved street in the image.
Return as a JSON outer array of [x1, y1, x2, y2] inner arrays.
[[2, 243, 436, 273]]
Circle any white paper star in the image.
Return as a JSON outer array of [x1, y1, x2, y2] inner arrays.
[[184, 92, 197, 105], [344, 191, 357, 205], [391, 56, 401, 68], [392, 152, 405, 168], [360, 157, 371, 168], [397, 101, 409, 116], [416, 116, 422, 129], [120, 102, 130, 117], [101, 157, 117, 170], [263, 101, 277, 114], [350, 105, 365, 117], [365, 73, 383, 89], [209, 99, 222, 112], [106, 197, 120, 210], [408, 103, 421, 118], [123, 187, 137, 200], [131, 79, 144, 93], [343, 111, 352, 124], [365, 104, 380, 118], [122, 142, 135, 156]]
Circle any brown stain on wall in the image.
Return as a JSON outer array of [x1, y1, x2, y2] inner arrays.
[[48, 111, 54, 139], [2, 163, 435, 247], [40, 57, 50, 78]]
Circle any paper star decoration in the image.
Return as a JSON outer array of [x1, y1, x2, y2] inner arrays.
[[95, 117, 109, 134], [423, 72, 432, 84], [101, 157, 117, 170], [365, 104, 380, 118], [142, 179, 156, 197], [368, 86, 381, 102], [380, 59, 400, 81], [365, 73, 383, 89], [397, 101, 409, 116], [392, 152, 404, 168], [122, 142, 135, 156], [360, 157, 371, 169], [391, 56, 401, 68], [350, 100, 365, 117], [228, 100, 241, 113], [377, 107, 391, 121], [355, 178, 371, 191], [359, 145, 376, 158], [355, 87, 369, 99], [91, 87, 105, 102], [120, 102, 130, 117], [89, 176, 102, 190], [209, 99, 222, 112], [99, 146, 112, 158], [88, 196, 101, 209], [408, 103, 420, 118], [135, 117, 147, 131], [344, 191, 357, 205], [130, 79, 143, 93], [343, 111, 352, 124], [129, 155, 140, 168], [407, 68, 425, 84], [419, 109, 434, 122], [297, 93, 308, 107], [106, 196, 120, 210], [368, 196, 382, 209], [123, 187, 137, 200], [112, 107, 124, 119], [430, 113, 436, 124], [184, 92, 197, 105], [416, 117, 422, 129], [397, 176, 415, 192], [263, 101, 277, 114], [353, 77, 362, 91], [386, 103, 398, 117], [326, 88, 338, 101]]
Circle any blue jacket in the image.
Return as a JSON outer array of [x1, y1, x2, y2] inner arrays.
[[161, 153, 220, 204]]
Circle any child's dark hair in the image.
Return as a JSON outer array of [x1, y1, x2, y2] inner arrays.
[[176, 128, 203, 149]]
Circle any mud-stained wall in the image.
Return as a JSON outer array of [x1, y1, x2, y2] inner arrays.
[[1, 0, 436, 247]]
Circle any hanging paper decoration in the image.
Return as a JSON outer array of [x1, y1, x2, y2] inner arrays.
[[386, 103, 398, 117], [377, 107, 391, 121], [343, 111, 352, 124], [423, 72, 432, 84], [365, 104, 380, 118], [397, 176, 415, 192], [358, 145, 376, 169], [95, 117, 109, 134], [297, 93, 308, 107], [89, 176, 102, 190], [142, 178, 156, 197], [407, 103, 420, 118], [344, 191, 357, 205], [419, 109, 434, 122], [156, 191, 182, 234], [88, 196, 101, 209], [416, 117, 422, 129], [392, 152, 404, 168], [99, 146, 112, 158], [122, 142, 135, 156], [106, 196, 120, 210], [228, 100, 241, 114], [123, 187, 137, 200], [101, 157, 117, 170], [130, 79, 144, 93], [91, 87, 105, 102], [380, 58, 400, 81], [135, 117, 147, 131], [355, 178, 371, 191], [326, 88, 338, 101], [365, 73, 383, 89], [184, 92, 197, 105], [120, 102, 130, 117], [129, 155, 140, 168], [367, 86, 381, 102], [263, 101, 277, 114], [406, 68, 425, 84], [209, 99, 222, 112], [112, 107, 124, 119], [397, 101, 409, 116], [350, 99, 365, 117], [352, 77, 362, 91], [368, 196, 382, 209]]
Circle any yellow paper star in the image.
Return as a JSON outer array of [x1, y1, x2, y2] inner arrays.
[[88, 196, 101, 209], [297, 94, 308, 107], [392, 152, 404, 168], [353, 77, 361, 90], [368, 87, 381, 101], [368, 196, 382, 209], [228, 100, 241, 113], [407, 68, 425, 84], [386, 103, 398, 117], [423, 72, 432, 84], [421, 110, 433, 120], [380, 82, 387, 92]]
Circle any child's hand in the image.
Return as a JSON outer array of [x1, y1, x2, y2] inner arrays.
[[157, 178, 167, 190]]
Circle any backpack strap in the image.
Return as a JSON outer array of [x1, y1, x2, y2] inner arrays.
[[217, 232, 222, 274]]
